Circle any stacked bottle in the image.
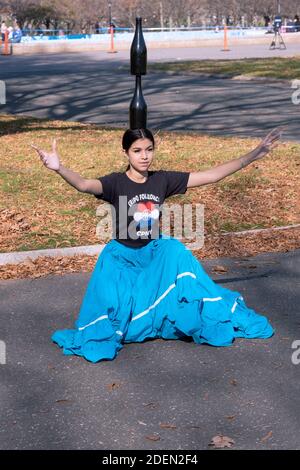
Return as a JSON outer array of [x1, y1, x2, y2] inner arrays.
[[129, 17, 147, 129]]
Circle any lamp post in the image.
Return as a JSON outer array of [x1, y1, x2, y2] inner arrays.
[[107, 1, 117, 53], [277, 1, 281, 14], [108, 2, 112, 26]]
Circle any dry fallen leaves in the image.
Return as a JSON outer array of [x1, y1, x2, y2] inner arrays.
[[1, 227, 300, 281], [145, 434, 160, 442], [106, 382, 122, 391], [225, 415, 236, 421], [1, 115, 300, 280], [209, 435, 235, 448], [143, 402, 158, 409], [212, 265, 228, 273], [159, 423, 177, 430], [261, 431, 273, 442]]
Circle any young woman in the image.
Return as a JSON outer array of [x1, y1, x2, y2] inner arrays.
[[32, 127, 282, 363]]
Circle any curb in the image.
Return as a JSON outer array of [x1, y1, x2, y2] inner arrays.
[[219, 224, 300, 236], [0, 224, 299, 266], [0, 244, 106, 266]]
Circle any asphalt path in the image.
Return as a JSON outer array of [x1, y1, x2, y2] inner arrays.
[[0, 46, 299, 141], [0, 249, 299, 450]]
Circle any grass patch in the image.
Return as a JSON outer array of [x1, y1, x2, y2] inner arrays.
[[219, 171, 271, 192], [220, 221, 267, 232], [149, 57, 300, 80], [0, 113, 299, 253]]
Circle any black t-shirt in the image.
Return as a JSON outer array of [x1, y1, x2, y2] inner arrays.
[[94, 170, 190, 248]]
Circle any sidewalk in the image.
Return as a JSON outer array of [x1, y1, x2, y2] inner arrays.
[[1, 50, 299, 142], [0, 248, 299, 449]]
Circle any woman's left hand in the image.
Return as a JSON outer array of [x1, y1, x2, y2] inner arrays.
[[253, 126, 284, 160]]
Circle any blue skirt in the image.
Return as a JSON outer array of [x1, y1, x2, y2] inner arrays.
[[52, 235, 274, 363]]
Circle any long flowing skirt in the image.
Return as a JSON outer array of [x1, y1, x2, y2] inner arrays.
[[52, 235, 274, 363]]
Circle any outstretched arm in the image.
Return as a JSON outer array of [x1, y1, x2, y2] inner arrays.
[[187, 127, 283, 188], [31, 139, 103, 195]]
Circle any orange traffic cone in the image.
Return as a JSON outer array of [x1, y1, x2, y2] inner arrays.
[[107, 25, 118, 53], [221, 24, 230, 52], [4, 30, 10, 55]]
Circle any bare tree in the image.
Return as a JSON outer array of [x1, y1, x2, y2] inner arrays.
[[3, 0, 300, 31]]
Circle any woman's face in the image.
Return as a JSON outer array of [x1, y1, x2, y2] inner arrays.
[[125, 138, 154, 172]]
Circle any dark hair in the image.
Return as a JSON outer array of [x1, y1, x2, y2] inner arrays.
[[122, 128, 155, 152], [122, 129, 155, 171]]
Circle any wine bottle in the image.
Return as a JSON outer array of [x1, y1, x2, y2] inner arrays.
[[130, 17, 147, 76], [129, 75, 147, 129]]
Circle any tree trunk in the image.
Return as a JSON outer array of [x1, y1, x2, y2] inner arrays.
[[160, 2, 164, 31]]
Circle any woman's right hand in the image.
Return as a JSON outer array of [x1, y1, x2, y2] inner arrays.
[[31, 139, 60, 171]]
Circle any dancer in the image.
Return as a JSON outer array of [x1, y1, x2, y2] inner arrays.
[[31, 127, 282, 362]]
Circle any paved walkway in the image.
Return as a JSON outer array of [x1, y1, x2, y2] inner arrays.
[[0, 248, 299, 449], [0, 47, 299, 141]]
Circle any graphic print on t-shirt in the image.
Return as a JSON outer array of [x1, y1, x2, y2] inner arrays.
[[128, 193, 161, 239], [133, 201, 160, 237]]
